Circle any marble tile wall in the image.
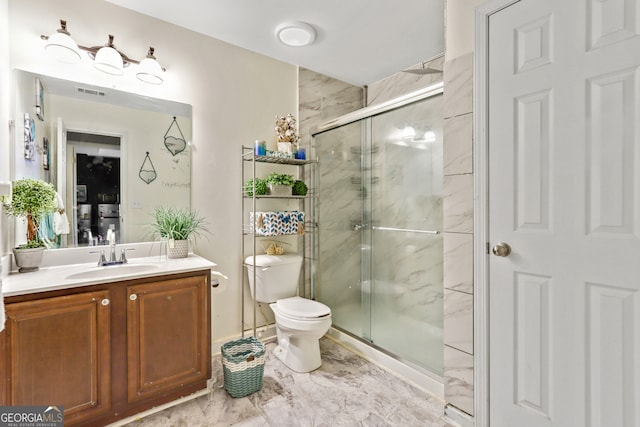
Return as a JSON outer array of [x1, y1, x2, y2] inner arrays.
[[298, 68, 364, 299], [442, 52, 474, 416], [298, 67, 365, 154], [367, 55, 444, 106]]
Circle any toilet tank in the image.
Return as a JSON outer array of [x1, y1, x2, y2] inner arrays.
[[244, 254, 303, 303]]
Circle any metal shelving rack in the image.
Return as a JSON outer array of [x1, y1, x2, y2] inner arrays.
[[241, 146, 318, 338]]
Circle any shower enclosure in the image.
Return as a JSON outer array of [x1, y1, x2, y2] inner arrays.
[[312, 85, 444, 376]]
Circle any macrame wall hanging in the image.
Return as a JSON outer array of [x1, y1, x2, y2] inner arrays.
[[164, 116, 186, 156], [139, 151, 157, 184]]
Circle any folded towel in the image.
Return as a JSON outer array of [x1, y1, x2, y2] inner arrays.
[[53, 192, 70, 235], [53, 211, 70, 235]]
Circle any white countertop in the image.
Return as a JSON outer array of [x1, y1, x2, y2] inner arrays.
[[2, 254, 216, 297]]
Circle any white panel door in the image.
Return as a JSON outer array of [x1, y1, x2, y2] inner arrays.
[[489, 0, 640, 426]]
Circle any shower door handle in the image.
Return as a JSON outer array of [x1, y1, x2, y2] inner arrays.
[[352, 223, 368, 231]]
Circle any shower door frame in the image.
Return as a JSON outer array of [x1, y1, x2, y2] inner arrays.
[[311, 81, 444, 369]]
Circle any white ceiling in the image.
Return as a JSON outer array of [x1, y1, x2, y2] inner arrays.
[[104, 0, 445, 86]]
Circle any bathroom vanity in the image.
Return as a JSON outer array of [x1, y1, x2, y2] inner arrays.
[[0, 255, 214, 426]]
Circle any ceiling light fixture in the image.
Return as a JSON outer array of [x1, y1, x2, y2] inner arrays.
[[41, 20, 166, 84], [276, 21, 316, 47]]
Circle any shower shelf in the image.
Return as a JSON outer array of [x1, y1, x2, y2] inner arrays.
[[241, 145, 318, 339]]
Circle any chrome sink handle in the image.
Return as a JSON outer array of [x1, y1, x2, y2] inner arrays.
[[120, 248, 135, 264], [89, 250, 107, 266]]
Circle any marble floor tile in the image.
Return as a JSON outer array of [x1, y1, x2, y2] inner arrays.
[[127, 338, 449, 427]]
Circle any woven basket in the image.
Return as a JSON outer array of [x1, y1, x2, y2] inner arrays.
[[221, 336, 266, 398]]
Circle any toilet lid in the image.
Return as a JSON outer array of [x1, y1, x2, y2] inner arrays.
[[275, 297, 331, 318]]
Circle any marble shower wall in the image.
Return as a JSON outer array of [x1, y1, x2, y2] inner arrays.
[[298, 68, 364, 299], [298, 68, 365, 154], [442, 52, 474, 416], [367, 55, 444, 106]]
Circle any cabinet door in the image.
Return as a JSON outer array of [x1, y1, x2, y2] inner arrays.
[[2, 290, 111, 425], [126, 274, 209, 402]]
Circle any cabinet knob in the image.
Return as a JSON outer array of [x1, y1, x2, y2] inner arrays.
[[129, 294, 137, 301], [101, 299, 110, 306]]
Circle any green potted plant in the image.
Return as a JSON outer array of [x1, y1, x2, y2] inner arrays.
[[149, 206, 208, 258], [292, 180, 308, 196], [265, 172, 295, 196], [2, 178, 56, 272], [244, 178, 268, 197]]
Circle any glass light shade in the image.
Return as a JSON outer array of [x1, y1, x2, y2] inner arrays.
[[136, 57, 164, 85], [93, 46, 124, 76], [45, 32, 81, 64], [402, 126, 416, 139], [276, 22, 316, 47], [424, 130, 436, 142]]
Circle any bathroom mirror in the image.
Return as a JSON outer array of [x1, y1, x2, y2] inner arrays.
[[11, 69, 192, 248]]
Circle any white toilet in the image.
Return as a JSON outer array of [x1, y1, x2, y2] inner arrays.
[[245, 254, 331, 373]]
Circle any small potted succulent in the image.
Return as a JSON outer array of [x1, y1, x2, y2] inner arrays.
[[2, 178, 56, 272], [149, 206, 208, 258], [265, 172, 295, 196]]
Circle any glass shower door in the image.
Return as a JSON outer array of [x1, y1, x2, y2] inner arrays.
[[314, 120, 370, 338], [314, 92, 443, 376], [369, 96, 443, 374]]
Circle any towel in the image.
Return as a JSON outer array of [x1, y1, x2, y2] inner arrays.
[[53, 192, 70, 235]]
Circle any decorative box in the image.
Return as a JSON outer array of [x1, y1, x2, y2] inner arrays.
[[250, 211, 304, 236]]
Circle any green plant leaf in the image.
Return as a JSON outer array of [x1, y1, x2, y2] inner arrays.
[[148, 206, 209, 241]]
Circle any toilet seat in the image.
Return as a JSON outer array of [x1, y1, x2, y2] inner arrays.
[[273, 296, 331, 320]]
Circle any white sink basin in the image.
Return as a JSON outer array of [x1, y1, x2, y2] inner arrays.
[[64, 263, 160, 281]]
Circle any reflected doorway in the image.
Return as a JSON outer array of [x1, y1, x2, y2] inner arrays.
[[66, 132, 121, 247]]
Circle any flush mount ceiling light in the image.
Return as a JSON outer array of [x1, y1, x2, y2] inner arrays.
[[41, 20, 166, 84], [276, 21, 316, 47]]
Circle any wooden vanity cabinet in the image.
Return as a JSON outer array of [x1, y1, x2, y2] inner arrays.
[[1, 290, 112, 426], [0, 270, 211, 427], [126, 275, 209, 403]]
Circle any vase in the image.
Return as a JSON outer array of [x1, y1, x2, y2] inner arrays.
[[167, 239, 189, 258], [13, 246, 45, 273], [268, 184, 292, 196]]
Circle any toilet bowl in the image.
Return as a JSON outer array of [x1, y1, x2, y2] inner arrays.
[[245, 255, 332, 373], [270, 296, 332, 373]]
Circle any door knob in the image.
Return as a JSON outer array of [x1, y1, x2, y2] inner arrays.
[[492, 242, 512, 257]]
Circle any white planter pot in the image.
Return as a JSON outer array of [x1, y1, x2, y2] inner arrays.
[[13, 247, 45, 273], [268, 184, 292, 196], [167, 239, 189, 258]]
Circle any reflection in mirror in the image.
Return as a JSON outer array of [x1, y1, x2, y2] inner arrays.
[[11, 70, 192, 249]]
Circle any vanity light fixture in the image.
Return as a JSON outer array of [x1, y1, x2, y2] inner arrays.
[[276, 21, 316, 47], [402, 125, 416, 139], [41, 20, 166, 84]]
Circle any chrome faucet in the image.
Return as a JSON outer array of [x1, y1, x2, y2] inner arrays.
[[109, 243, 117, 263]]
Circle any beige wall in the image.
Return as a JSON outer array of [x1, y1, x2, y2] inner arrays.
[[3, 0, 298, 346], [1, 0, 11, 260]]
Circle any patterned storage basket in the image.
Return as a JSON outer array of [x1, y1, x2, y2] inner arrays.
[[249, 211, 305, 236], [221, 336, 266, 398]]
